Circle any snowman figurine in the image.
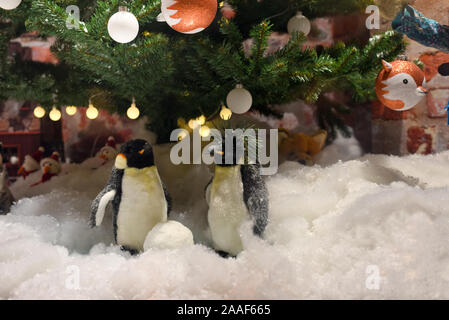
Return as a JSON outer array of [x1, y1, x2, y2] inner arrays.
[[18, 146, 45, 179], [31, 151, 61, 186]]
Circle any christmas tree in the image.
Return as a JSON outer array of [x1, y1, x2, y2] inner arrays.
[[1, 0, 406, 142]]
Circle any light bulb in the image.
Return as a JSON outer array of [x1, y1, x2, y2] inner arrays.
[[86, 104, 99, 119], [199, 125, 210, 137], [178, 130, 188, 141], [49, 107, 62, 121], [107, 6, 139, 44], [220, 105, 232, 120], [65, 106, 77, 116], [188, 119, 200, 129], [198, 115, 206, 125], [0, 0, 22, 10], [33, 106, 46, 118], [127, 102, 140, 119]]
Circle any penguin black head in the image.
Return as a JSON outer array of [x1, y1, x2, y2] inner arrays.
[[115, 139, 154, 170]]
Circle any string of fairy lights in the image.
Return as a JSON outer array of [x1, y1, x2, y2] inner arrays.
[[32, 98, 139, 121], [4, 0, 312, 133]]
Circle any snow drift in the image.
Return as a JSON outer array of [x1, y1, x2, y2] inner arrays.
[[1, 145, 449, 299]]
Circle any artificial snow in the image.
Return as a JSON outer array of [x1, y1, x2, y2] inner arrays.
[[1, 144, 449, 299]]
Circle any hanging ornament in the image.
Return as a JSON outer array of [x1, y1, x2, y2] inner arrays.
[[160, 0, 217, 34], [226, 84, 252, 114], [374, 0, 411, 20], [0, 0, 22, 10], [65, 106, 77, 116], [86, 103, 99, 119], [219, 105, 232, 120], [199, 125, 210, 137], [287, 12, 311, 36], [33, 106, 46, 118], [127, 97, 140, 119], [107, 6, 139, 44], [49, 107, 62, 121], [375, 60, 428, 111]]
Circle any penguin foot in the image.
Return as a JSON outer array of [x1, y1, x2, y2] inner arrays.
[[215, 250, 236, 259], [120, 246, 140, 256]]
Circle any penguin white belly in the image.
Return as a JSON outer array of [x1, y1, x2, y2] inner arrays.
[[117, 166, 167, 251], [208, 165, 249, 255]]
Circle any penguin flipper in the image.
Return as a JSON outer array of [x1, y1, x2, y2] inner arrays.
[[240, 165, 269, 236], [90, 168, 122, 228], [90, 188, 116, 227], [204, 177, 213, 205], [162, 183, 172, 216]]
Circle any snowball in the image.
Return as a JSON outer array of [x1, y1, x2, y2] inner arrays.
[[144, 221, 194, 251]]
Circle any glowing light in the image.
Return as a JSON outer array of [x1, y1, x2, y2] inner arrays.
[[178, 130, 188, 141], [220, 105, 232, 120], [199, 125, 210, 137], [188, 119, 200, 129], [65, 106, 77, 116], [86, 103, 99, 119], [198, 115, 206, 125], [33, 106, 46, 118], [49, 107, 62, 121], [127, 98, 140, 119]]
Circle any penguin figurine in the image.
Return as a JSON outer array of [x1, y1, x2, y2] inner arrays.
[[0, 143, 14, 215], [90, 139, 171, 254], [205, 138, 269, 256]]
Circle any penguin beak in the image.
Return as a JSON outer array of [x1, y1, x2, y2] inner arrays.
[[416, 86, 428, 96], [18, 166, 24, 174], [115, 153, 128, 169], [43, 165, 50, 174], [99, 154, 107, 160]]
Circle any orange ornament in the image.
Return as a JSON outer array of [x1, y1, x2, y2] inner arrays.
[[161, 0, 217, 34], [375, 60, 428, 111]]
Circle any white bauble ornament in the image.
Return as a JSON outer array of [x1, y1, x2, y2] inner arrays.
[[107, 6, 139, 44], [226, 84, 252, 114], [143, 221, 194, 251], [0, 0, 22, 10], [287, 11, 311, 36]]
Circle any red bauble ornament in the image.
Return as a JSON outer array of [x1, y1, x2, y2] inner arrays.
[[375, 60, 428, 111], [161, 0, 217, 34]]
